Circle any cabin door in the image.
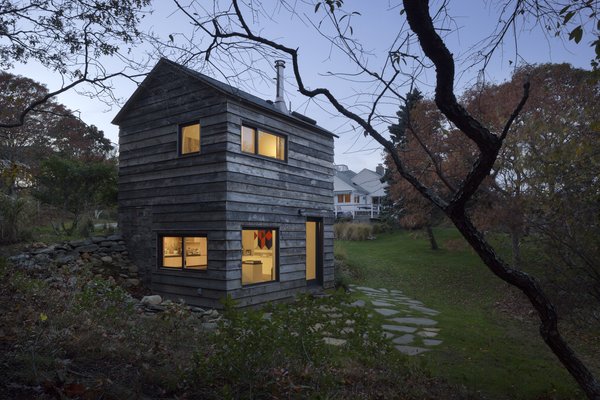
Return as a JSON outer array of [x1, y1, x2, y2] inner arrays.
[[306, 218, 323, 286]]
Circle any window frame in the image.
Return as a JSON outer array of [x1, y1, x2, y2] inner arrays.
[[240, 124, 288, 162], [337, 193, 351, 203], [240, 226, 280, 287], [178, 121, 201, 156], [157, 232, 208, 272]]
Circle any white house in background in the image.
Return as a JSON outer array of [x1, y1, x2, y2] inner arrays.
[[333, 164, 387, 219]]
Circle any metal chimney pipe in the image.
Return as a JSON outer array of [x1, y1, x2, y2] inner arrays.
[[274, 60, 287, 113]]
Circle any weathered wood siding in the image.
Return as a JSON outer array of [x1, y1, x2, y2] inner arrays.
[[117, 62, 230, 308], [117, 60, 335, 308], [223, 101, 335, 307]]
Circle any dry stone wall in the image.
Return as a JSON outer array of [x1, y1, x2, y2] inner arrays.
[[8, 234, 140, 287]]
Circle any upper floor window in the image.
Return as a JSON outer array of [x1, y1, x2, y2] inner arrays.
[[180, 122, 200, 155], [241, 125, 286, 161], [160, 235, 207, 270]]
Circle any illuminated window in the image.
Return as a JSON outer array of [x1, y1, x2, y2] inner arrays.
[[161, 235, 207, 270], [241, 228, 277, 285], [180, 122, 200, 155], [337, 194, 351, 203], [241, 125, 286, 161]]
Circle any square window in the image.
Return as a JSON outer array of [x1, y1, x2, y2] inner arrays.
[[241, 228, 277, 285], [161, 235, 207, 270], [180, 123, 200, 154], [258, 130, 285, 160]]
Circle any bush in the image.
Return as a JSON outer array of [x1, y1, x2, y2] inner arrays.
[[0, 194, 34, 243], [191, 293, 403, 399], [334, 222, 373, 241]]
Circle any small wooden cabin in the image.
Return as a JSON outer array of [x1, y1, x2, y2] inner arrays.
[[112, 58, 335, 308]]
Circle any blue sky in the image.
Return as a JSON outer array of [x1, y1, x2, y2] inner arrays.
[[9, 0, 593, 172]]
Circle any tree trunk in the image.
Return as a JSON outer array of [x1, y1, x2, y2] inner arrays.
[[425, 225, 438, 250], [450, 212, 600, 399]]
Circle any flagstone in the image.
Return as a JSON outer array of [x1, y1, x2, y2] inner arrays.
[[374, 308, 399, 316], [382, 324, 418, 333], [423, 339, 443, 346], [387, 317, 438, 326], [392, 334, 415, 345], [394, 345, 430, 355]]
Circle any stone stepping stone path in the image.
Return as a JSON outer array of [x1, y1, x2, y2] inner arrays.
[[348, 284, 442, 356]]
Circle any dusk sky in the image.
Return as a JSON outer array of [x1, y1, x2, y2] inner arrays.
[[9, 0, 593, 172]]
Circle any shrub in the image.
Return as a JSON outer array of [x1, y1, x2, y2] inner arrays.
[[334, 222, 373, 241], [0, 194, 34, 243], [191, 292, 401, 399]]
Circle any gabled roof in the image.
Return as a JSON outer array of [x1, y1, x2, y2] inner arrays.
[[333, 166, 386, 196], [112, 58, 336, 138]]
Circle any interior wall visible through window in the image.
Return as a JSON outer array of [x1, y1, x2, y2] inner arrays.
[[161, 235, 207, 270], [241, 228, 277, 285], [240, 125, 286, 161], [180, 123, 200, 154]]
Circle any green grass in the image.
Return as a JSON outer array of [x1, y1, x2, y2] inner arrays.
[[336, 228, 589, 399]]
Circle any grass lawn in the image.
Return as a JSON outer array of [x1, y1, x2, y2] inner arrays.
[[336, 228, 593, 399]]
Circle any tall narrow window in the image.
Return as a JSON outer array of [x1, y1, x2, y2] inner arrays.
[[240, 125, 286, 161], [161, 235, 207, 270], [180, 122, 200, 154], [241, 228, 278, 285], [241, 126, 255, 154]]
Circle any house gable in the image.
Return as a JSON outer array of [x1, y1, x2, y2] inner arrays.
[[352, 168, 386, 197], [114, 58, 335, 308]]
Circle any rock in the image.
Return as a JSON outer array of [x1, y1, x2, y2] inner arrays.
[[323, 337, 347, 346], [69, 239, 92, 247], [107, 234, 123, 241], [372, 300, 394, 307], [392, 334, 415, 345], [74, 244, 99, 253], [110, 245, 126, 252], [381, 325, 417, 333], [422, 339, 442, 346], [373, 308, 399, 317], [201, 322, 218, 330], [34, 253, 51, 264], [55, 253, 77, 265], [125, 278, 140, 287], [100, 241, 117, 247], [8, 254, 30, 263], [31, 245, 55, 255], [394, 345, 430, 355], [90, 236, 105, 244], [349, 300, 366, 307], [141, 295, 162, 306], [387, 317, 438, 326], [190, 307, 206, 313], [100, 256, 113, 263], [128, 265, 139, 273]]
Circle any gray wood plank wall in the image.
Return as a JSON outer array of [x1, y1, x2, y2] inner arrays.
[[117, 61, 335, 308]]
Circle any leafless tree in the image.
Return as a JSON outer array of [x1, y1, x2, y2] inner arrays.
[[161, 0, 600, 397]]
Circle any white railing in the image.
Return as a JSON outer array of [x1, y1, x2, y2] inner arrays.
[[334, 203, 381, 219]]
